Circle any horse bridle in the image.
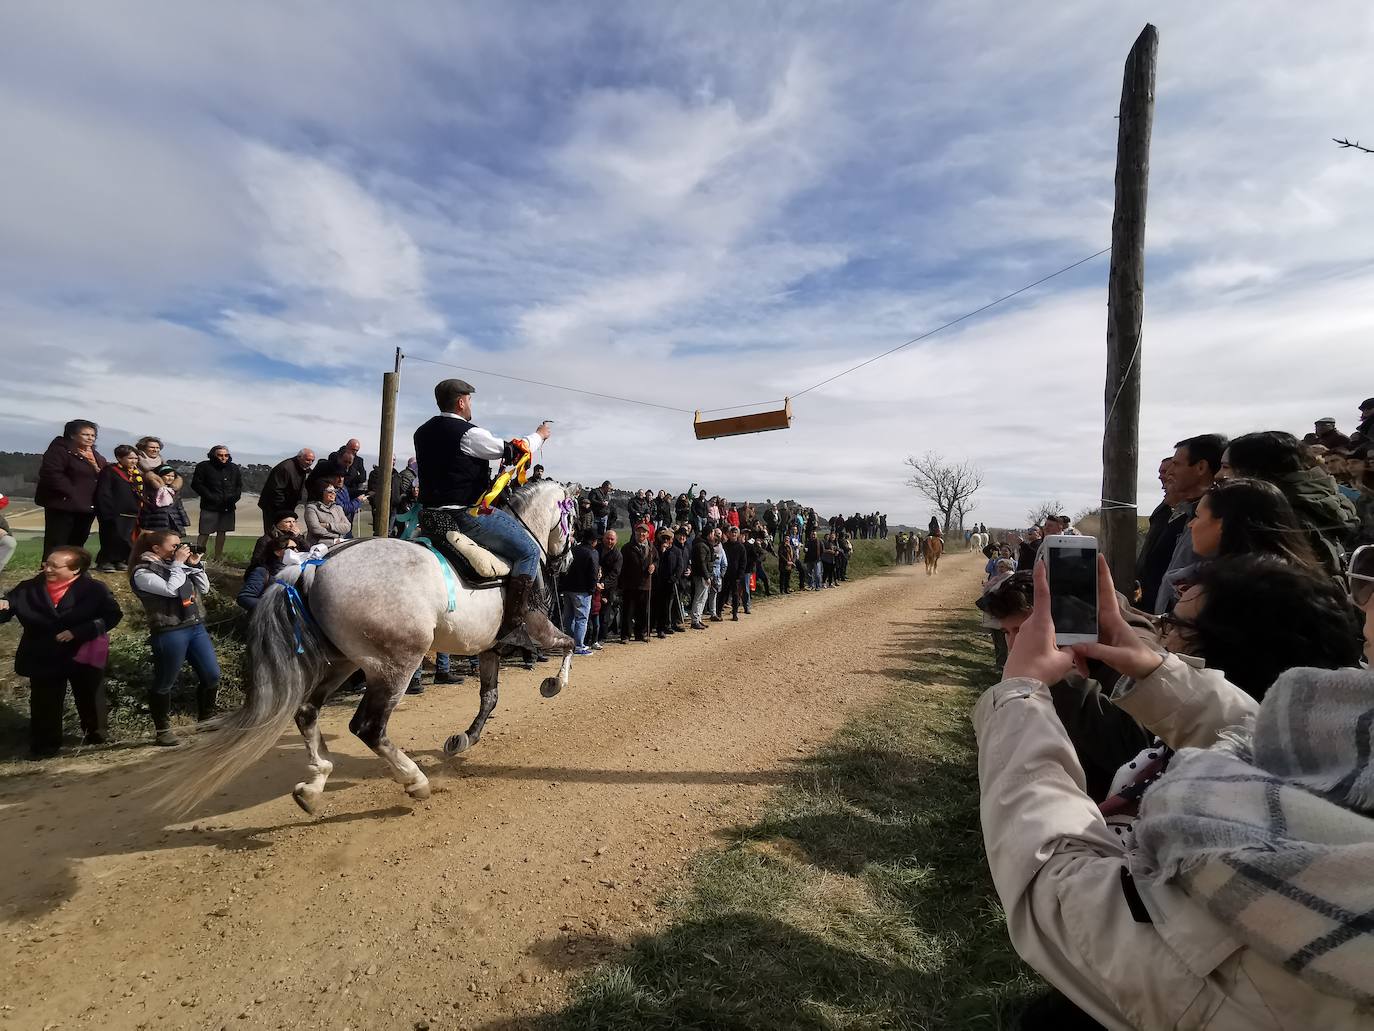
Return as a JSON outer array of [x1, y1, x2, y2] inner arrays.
[[502, 491, 575, 578]]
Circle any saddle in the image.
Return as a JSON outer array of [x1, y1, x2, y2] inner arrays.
[[437, 530, 511, 582]]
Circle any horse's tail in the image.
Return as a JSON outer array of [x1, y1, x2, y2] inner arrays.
[[154, 584, 330, 816]]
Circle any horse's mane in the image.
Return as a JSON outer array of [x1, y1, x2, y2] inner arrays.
[[505, 478, 567, 519]]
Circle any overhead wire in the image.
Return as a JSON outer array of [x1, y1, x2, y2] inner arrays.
[[403, 245, 1112, 417], [404, 355, 693, 414], [788, 246, 1112, 400]]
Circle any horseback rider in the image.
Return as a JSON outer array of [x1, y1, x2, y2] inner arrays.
[[413, 378, 569, 653], [928, 515, 942, 537]]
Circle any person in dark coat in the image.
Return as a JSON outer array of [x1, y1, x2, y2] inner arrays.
[[236, 531, 299, 611], [138, 465, 191, 535], [0, 546, 122, 756], [596, 530, 623, 643], [690, 490, 710, 533], [721, 525, 749, 620], [650, 531, 683, 637], [94, 445, 144, 571], [36, 419, 108, 557], [559, 529, 601, 654], [258, 448, 316, 533], [314, 440, 368, 498], [1135, 456, 1184, 607], [749, 532, 773, 597], [619, 523, 655, 642], [688, 528, 715, 627], [367, 461, 401, 537], [588, 481, 613, 536], [191, 445, 243, 561]]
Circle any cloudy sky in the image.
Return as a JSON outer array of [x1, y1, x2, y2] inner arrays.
[[2, 2, 1372, 526]]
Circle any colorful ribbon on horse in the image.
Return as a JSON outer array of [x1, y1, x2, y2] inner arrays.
[[274, 581, 312, 656], [412, 537, 459, 613], [472, 443, 532, 515]]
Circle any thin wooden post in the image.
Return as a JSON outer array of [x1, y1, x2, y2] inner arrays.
[[374, 347, 401, 537], [1102, 24, 1157, 587]]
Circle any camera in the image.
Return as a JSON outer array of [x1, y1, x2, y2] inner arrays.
[[184, 544, 204, 556]]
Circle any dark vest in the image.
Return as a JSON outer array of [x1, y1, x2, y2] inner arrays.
[[414, 415, 492, 508], [132, 560, 204, 634]]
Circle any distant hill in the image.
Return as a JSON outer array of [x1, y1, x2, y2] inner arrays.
[[0, 451, 275, 499]]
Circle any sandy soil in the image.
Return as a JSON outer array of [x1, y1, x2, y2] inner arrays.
[[0, 554, 982, 1030]]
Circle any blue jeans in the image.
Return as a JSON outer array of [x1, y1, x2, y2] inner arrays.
[[451, 507, 541, 581], [413, 652, 449, 683], [810, 563, 823, 590], [561, 592, 591, 648], [149, 624, 220, 697]]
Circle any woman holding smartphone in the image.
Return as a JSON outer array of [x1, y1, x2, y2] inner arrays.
[[976, 552, 1374, 1028]]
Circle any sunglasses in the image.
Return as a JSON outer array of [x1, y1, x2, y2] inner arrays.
[[1348, 545, 1374, 609]]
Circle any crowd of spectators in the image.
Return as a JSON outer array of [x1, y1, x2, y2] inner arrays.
[[973, 397, 1374, 1028], [553, 493, 863, 655], [5, 419, 890, 749]]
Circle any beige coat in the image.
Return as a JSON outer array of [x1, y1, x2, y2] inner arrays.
[[303, 501, 351, 547], [975, 655, 1374, 1030]]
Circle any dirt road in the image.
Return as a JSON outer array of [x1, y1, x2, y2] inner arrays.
[[0, 555, 982, 1030]]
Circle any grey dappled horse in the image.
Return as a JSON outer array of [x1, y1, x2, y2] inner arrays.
[[158, 479, 576, 815]]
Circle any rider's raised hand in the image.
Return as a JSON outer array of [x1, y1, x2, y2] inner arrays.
[[535, 422, 552, 441]]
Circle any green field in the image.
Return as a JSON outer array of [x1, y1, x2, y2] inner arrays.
[[536, 609, 1039, 1030]]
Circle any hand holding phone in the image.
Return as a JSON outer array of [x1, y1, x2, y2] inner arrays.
[[1041, 534, 1099, 646]]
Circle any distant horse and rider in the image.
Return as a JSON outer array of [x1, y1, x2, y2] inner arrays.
[[922, 517, 944, 575]]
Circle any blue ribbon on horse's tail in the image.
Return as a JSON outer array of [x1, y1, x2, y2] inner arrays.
[[276, 581, 311, 655], [273, 556, 328, 655]]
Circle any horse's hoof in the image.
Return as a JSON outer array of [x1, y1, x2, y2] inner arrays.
[[292, 784, 320, 815], [406, 777, 431, 801], [444, 732, 471, 756], [539, 677, 562, 698]]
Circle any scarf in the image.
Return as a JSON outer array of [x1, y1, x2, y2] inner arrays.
[[1134, 666, 1374, 1004]]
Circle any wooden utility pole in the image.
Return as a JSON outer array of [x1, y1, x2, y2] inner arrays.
[[1102, 24, 1157, 586], [374, 347, 402, 537]]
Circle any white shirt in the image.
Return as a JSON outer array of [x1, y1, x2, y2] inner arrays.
[[439, 412, 542, 461], [434, 412, 543, 511], [132, 559, 211, 598]]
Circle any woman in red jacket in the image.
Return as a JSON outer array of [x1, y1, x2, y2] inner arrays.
[[36, 419, 107, 557]]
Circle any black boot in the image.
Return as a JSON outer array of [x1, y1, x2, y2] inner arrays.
[[149, 694, 179, 747], [196, 684, 219, 721], [498, 575, 573, 654]]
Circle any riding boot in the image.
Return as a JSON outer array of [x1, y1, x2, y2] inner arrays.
[[196, 683, 219, 721], [499, 575, 573, 654], [149, 694, 179, 747]]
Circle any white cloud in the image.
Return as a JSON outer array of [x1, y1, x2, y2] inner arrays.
[[2, 2, 1373, 527]]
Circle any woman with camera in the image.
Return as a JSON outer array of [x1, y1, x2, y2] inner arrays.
[[129, 530, 220, 745]]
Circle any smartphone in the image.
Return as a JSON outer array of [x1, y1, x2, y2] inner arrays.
[[1040, 534, 1098, 646]]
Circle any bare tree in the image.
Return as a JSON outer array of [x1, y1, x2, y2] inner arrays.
[[904, 452, 983, 533], [1026, 499, 1067, 527], [1333, 137, 1374, 154]]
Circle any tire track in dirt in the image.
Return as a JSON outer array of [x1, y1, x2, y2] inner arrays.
[[0, 554, 983, 1030]]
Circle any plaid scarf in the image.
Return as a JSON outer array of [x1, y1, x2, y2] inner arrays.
[[1134, 667, 1374, 1005]]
